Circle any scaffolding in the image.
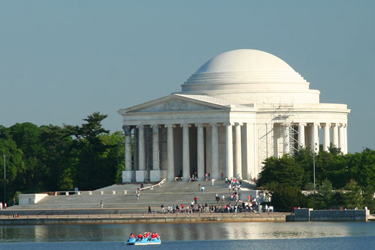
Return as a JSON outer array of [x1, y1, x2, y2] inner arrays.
[[257, 103, 299, 169], [271, 103, 299, 157]]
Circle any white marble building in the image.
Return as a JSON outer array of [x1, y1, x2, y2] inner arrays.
[[118, 49, 350, 183]]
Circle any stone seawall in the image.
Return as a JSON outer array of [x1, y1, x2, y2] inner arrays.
[[286, 209, 369, 222], [0, 213, 286, 225]]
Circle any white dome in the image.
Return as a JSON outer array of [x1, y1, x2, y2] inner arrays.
[[179, 49, 320, 104], [195, 49, 295, 74], [183, 49, 307, 87]]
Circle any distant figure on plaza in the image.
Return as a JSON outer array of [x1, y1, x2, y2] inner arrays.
[[211, 178, 215, 185], [161, 204, 165, 213], [100, 200, 103, 208], [148, 206, 152, 214], [194, 196, 198, 204], [205, 173, 208, 181], [201, 186, 205, 193], [221, 172, 224, 180], [198, 183, 201, 191]]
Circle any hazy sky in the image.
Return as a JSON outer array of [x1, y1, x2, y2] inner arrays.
[[1, 1, 374, 153]]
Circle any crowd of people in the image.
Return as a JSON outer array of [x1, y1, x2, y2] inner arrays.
[[157, 177, 272, 214]]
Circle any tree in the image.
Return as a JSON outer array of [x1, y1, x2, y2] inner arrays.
[[316, 179, 333, 209], [362, 185, 375, 212], [342, 179, 364, 209], [8, 123, 46, 193], [257, 155, 304, 189], [65, 112, 115, 190], [294, 147, 313, 189], [0, 137, 24, 204], [270, 184, 307, 212], [39, 125, 75, 191], [98, 131, 125, 183]]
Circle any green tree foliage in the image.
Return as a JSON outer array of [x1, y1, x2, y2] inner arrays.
[[65, 112, 116, 190], [8, 123, 46, 192], [342, 179, 364, 209], [269, 184, 307, 212], [0, 136, 25, 204], [39, 125, 75, 191], [98, 131, 125, 183], [0, 112, 124, 204], [257, 155, 304, 188], [257, 147, 375, 211]]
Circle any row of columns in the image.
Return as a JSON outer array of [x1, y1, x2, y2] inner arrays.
[[123, 121, 348, 182], [297, 122, 348, 154], [123, 122, 245, 182]]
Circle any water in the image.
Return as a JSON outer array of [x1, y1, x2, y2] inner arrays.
[[1, 222, 375, 249]]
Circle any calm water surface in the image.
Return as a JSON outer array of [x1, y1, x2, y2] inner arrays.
[[1, 222, 375, 249]]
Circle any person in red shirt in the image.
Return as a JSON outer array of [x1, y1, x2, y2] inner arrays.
[[137, 232, 143, 241]]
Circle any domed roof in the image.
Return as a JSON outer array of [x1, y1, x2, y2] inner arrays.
[[182, 49, 308, 88], [179, 49, 319, 105], [195, 49, 295, 74]]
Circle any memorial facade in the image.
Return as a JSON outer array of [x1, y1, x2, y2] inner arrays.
[[118, 49, 350, 183]]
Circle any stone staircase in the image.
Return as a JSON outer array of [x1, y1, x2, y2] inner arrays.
[[3, 180, 256, 214]]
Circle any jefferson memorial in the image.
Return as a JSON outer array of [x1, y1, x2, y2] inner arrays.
[[118, 49, 350, 183]]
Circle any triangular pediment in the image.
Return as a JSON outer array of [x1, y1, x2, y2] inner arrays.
[[120, 94, 236, 114]]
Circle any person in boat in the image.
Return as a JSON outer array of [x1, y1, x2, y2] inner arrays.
[[144, 232, 151, 239], [137, 232, 143, 241], [129, 233, 135, 239]]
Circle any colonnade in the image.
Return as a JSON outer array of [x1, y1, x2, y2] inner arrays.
[[122, 121, 348, 183], [296, 122, 348, 154], [122, 122, 251, 182]]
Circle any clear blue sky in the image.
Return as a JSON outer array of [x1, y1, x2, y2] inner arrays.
[[1, 1, 374, 153]]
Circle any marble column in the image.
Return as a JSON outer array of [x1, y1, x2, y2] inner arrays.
[[283, 123, 290, 155], [135, 125, 147, 182], [225, 122, 233, 179], [298, 123, 306, 149], [133, 128, 138, 171], [211, 123, 219, 180], [274, 123, 280, 157], [166, 124, 175, 182], [196, 123, 205, 181], [323, 123, 330, 152], [181, 124, 190, 181], [123, 125, 132, 171], [339, 123, 345, 153], [245, 122, 257, 180], [122, 125, 133, 183], [149, 125, 160, 182], [312, 123, 319, 154], [151, 125, 160, 170], [332, 123, 339, 149], [344, 124, 348, 154], [138, 125, 145, 170], [234, 123, 242, 178]]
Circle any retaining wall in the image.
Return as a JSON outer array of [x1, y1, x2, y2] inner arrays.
[[287, 208, 369, 222]]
